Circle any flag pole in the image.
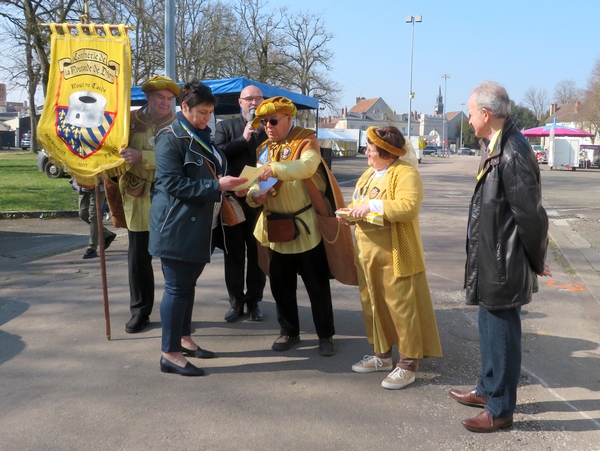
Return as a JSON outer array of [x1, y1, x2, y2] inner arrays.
[[83, 0, 111, 340]]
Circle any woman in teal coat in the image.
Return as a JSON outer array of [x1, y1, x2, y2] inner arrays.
[[149, 80, 246, 376]]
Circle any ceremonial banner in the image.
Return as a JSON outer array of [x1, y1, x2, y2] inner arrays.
[[38, 23, 131, 181]]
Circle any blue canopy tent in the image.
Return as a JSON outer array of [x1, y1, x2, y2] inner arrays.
[[130, 77, 319, 115]]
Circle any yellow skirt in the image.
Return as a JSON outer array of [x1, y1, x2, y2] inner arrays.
[[354, 224, 442, 358]]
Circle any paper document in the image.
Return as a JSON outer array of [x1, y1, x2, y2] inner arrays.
[[255, 178, 278, 195], [335, 210, 384, 226], [231, 165, 265, 190]]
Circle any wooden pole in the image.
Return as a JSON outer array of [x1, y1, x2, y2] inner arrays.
[[94, 183, 111, 340]]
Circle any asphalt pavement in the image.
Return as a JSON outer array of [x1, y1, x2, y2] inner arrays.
[[1, 155, 599, 450]]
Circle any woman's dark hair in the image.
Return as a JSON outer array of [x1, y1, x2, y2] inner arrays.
[[180, 80, 217, 109], [367, 126, 406, 159]]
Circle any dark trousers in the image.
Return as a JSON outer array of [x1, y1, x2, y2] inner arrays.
[[269, 241, 335, 339], [476, 306, 522, 419], [159, 258, 206, 352], [128, 230, 154, 317], [78, 191, 115, 250], [223, 203, 266, 307]]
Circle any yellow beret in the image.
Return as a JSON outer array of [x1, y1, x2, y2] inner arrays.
[[367, 126, 406, 157], [251, 96, 297, 128], [141, 75, 180, 97]]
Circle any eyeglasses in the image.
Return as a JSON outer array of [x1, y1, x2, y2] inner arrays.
[[240, 96, 264, 102], [260, 118, 280, 126]]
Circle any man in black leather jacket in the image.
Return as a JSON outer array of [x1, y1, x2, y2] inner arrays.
[[449, 81, 551, 433], [214, 85, 268, 322]]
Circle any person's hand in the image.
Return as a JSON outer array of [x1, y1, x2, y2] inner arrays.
[[242, 123, 257, 142], [348, 203, 370, 218], [258, 165, 274, 182], [234, 188, 249, 197], [538, 264, 552, 277], [252, 192, 268, 205], [219, 176, 248, 192], [335, 208, 350, 225], [119, 147, 142, 164]]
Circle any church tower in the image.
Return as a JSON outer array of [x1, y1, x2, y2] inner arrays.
[[433, 85, 443, 115]]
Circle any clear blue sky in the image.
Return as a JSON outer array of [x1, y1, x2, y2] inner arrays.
[[7, 0, 598, 117], [288, 0, 600, 116]]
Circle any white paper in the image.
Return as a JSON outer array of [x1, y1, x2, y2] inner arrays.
[[255, 178, 277, 195]]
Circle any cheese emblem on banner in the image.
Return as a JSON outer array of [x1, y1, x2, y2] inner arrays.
[[37, 23, 132, 180]]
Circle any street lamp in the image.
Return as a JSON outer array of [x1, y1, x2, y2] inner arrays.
[[405, 15, 422, 141], [460, 102, 465, 149], [441, 74, 451, 156]]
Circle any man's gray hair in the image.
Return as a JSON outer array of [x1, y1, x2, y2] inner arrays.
[[472, 81, 511, 118]]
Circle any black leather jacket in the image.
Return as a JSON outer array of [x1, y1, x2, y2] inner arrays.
[[465, 117, 548, 310]]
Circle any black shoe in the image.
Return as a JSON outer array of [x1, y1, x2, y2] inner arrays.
[[248, 304, 264, 321], [224, 304, 244, 322], [318, 337, 336, 356], [125, 314, 149, 333], [104, 234, 116, 250], [82, 248, 97, 259], [182, 346, 216, 359], [160, 356, 204, 377], [272, 335, 301, 351]]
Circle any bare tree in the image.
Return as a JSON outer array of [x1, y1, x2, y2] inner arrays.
[[281, 10, 340, 110], [92, 0, 164, 85], [233, 0, 288, 84], [554, 79, 582, 105], [581, 58, 600, 137], [0, 0, 81, 152], [521, 87, 549, 120]]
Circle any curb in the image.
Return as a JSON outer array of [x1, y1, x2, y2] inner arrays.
[[0, 210, 79, 220]]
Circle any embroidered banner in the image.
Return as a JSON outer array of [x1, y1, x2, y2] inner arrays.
[[38, 23, 131, 180]]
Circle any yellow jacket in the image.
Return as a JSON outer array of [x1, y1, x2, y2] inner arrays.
[[350, 160, 426, 277], [248, 128, 326, 254], [119, 108, 174, 231]]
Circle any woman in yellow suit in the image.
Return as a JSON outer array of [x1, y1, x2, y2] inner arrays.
[[337, 126, 442, 389]]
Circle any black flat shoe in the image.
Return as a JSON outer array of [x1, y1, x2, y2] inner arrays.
[[224, 304, 244, 322], [249, 304, 264, 321], [104, 234, 116, 250], [125, 314, 149, 334], [182, 346, 216, 359], [160, 356, 205, 377]]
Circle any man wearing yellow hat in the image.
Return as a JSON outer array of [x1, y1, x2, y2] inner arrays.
[[246, 96, 336, 356], [119, 75, 180, 333]]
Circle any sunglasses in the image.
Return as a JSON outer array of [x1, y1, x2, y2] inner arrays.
[[240, 96, 264, 102], [260, 118, 282, 126]]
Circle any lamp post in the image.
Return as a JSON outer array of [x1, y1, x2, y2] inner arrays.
[[405, 15, 422, 141], [460, 102, 465, 149], [441, 74, 451, 156]]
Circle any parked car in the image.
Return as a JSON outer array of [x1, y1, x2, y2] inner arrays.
[[36, 149, 66, 178], [535, 150, 548, 164], [459, 147, 475, 155], [20, 132, 31, 150], [422, 146, 438, 156]]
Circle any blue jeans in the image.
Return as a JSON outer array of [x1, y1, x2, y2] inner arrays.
[[476, 306, 522, 418], [160, 258, 206, 352]]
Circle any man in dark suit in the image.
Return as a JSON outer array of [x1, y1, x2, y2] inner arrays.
[[214, 85, 267, 322]]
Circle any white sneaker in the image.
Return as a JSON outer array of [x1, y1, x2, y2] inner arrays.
[[351, 355, 393, 373], [381, 367, 415, 390]]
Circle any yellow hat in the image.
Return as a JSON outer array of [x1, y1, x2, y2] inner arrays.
[[141, 75, 180, 97], [251, 96, 297, 128], [367, 126, 406, 157]]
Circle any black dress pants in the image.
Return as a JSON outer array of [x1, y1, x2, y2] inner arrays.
[[223, 203, 266, 307], [128, 230, 154, 317], [269, 241, 335, 339]]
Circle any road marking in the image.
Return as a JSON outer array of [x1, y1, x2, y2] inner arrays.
[[547, 280, 584, 291]]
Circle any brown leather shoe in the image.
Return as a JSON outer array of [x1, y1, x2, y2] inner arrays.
[[462, 410, 513, 433], [449, 388, 488, 407]]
